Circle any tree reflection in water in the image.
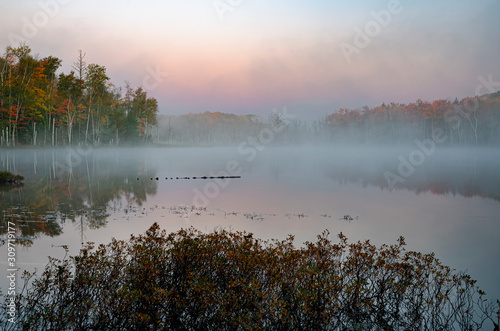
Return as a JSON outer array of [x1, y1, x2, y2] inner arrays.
[[0, 149, 157, 246]]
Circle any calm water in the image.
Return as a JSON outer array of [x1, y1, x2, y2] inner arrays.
[[1, 146, 500, 301]]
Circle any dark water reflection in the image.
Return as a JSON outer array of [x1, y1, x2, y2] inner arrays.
[[0, 146, 499, 300], [323, 148, 500, 202], [1, 147, 499, 241], [0, 148, 158, 246]]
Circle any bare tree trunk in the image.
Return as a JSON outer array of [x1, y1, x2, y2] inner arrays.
[[68, 120, 73, 146], [52, 118, 55, 146], [73, 50, 87, 80], [67, 98, 73, 146], [11, 111, 17, 146], [85, 105, 91, 145], [33, 122, 37, 146], [467, 112, 478, 145], [48, 113, 52, 146]]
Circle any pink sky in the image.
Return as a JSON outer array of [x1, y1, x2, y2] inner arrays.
[[1, 0, 499, 118]]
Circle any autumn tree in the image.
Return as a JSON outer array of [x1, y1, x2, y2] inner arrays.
[[105, 85, 127, 145], [124, 86, 158, 143], [84, 63, 109, 145], [39, 55, 62, 146], [0, 46, 48, 145], [57, 71, 85, 145], [0, 45, 162, 146]]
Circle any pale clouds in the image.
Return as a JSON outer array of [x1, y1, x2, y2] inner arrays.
[[0, 0, 498, 116]]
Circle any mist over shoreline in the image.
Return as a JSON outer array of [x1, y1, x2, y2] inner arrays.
[[1, 45, 500, 148]]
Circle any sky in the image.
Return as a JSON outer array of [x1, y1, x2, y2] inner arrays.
[[1, 0, 499, 118]]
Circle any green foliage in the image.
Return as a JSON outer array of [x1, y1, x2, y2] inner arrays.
[[0, 45, 159, 146], [2, 224, 498, 330]]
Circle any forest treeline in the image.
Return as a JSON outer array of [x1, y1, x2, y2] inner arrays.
[[158, 112, 264, 145], [156, 92, 500, 146], [324, 94, 500, 146], [0, 45, 158, 147], [2, 45, 500, 147]]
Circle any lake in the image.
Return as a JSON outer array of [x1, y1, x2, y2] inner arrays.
[[1, 146, 500, 301]]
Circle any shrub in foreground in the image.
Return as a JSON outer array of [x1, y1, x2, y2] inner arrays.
[[2, 223, 499, 330]]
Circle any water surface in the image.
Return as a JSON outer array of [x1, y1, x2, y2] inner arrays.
[[1, 146, 499, 301]]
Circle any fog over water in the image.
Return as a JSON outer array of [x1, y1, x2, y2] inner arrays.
[[1, 146, 500, 301]]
